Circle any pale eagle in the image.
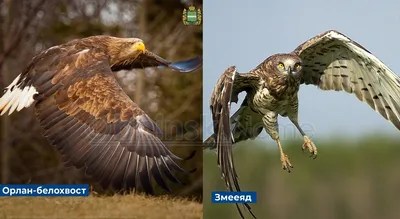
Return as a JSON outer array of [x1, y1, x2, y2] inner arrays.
[[205, 30, 400, 218]]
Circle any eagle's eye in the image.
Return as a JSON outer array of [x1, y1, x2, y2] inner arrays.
[[294, 63, 302, 71], [277, 63, 285, 69]]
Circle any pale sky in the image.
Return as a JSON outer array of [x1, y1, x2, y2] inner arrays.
[[203, 0, 400, 141]]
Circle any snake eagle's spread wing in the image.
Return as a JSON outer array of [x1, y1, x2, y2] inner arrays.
[[0, 44, 188, 194], [210, 66, 259, 219], [294, 30, 400, 130]]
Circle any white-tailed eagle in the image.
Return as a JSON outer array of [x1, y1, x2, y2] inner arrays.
[[0, 35, 202, 194]]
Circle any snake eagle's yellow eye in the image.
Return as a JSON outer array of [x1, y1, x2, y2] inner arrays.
[[295, 63, 302, 70], [277, 63, 284, 69]]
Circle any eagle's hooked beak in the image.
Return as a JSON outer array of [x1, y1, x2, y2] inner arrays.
[[287, 66, 293, 74], [132, 42, 146, 52]]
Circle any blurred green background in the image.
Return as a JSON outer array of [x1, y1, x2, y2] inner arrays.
[[204, 134, 400, 219]]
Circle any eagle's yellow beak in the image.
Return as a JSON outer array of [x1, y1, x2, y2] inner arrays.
[[132, 42, 146, 52]]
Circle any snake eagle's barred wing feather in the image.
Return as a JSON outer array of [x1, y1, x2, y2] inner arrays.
[[209, 66, 258, 219], [294, 30, 400, 130]]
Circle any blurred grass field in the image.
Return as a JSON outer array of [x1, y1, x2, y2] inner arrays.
[[204, 134, 400, 219], [0, 194, 202, 219]]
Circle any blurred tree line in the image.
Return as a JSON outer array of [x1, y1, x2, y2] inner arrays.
[[0, 0, 202, 200], [204, 135, 400, 219]]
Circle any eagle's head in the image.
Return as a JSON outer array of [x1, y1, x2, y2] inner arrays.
[[108, 37, 146, 67], [114, 38, 146, 59], [270, 53, 302, 75]]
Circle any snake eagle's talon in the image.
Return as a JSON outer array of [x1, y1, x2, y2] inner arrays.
[[303, 136, 317, 159], [280, 153, 293, 173]]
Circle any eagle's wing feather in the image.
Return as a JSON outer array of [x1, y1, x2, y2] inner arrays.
[[210, 66, 258, 219], [294, 30, 400, 130], [8, 45, 186, 194]]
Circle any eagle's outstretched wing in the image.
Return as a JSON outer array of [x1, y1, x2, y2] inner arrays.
[[209, 66, 258, 219], [293, 30, 400, 130], [0, 45, 190, 194]]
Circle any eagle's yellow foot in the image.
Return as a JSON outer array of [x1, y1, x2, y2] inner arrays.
[[280, 152, 293, 173], [302, 136, 317, 159]]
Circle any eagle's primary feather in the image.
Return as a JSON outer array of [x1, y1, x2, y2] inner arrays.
[[206, 30, 400, 219], [0, 35, 202, 194]]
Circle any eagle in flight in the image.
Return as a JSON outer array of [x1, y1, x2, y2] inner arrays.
[[0, 35, 202, 194], [205, 30, 400, 218]]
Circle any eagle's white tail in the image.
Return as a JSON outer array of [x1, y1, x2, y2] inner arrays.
[[0, 74, 37, 116]]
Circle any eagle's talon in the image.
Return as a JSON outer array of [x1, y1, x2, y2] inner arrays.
[[302, 136, 317, 159], [280, 153, 293, 173], [310, 150, 318, 159]]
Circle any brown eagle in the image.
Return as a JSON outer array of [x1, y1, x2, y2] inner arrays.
[[205, 30, 400, 218], [0, 35, 202, 194]]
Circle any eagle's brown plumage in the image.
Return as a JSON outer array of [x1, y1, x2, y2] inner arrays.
[[0, 35, 202, 194], [206, 30, 400, 219]]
